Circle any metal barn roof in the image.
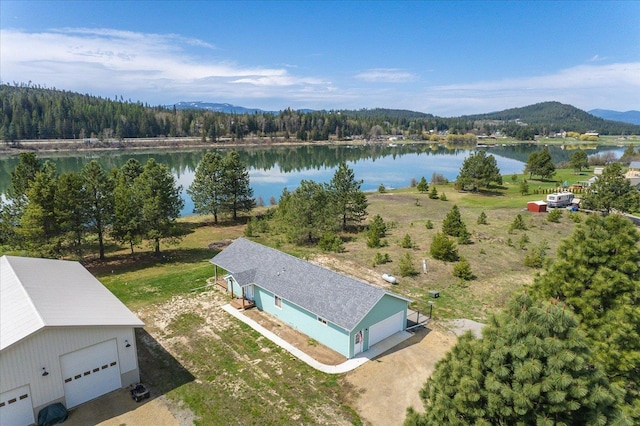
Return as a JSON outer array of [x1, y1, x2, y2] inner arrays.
[[210, 238, 410, 331], [1, 256, 144, 351]]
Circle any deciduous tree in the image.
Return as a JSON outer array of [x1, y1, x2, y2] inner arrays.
[[569, 150, 589, 173]]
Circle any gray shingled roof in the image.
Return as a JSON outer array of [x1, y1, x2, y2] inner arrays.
[[210, 238, 409, 331]]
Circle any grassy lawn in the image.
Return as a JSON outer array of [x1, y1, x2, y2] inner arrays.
[[82, 167, 626, 424]]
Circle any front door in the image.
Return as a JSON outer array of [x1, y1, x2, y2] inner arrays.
[[354, 330, 364, 355], [244, 285, 254, 301]]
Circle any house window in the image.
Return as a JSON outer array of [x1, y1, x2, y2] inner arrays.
[[317, 316, 328, 325], [274, 295, 282, 309]]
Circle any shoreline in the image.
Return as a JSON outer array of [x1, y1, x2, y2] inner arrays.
[[0, 135, 633, 157]]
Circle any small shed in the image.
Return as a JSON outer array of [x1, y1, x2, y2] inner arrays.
[[527, 201, 547, 213]]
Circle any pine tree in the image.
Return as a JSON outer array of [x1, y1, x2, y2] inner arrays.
[[82, 160, 114, 260], [329, 162, 368, 231], [187, 152, 225, 223], [530, 214, 640, 418], [583, 163, 640, 214], [135, 158, 184, 255], [416, 176, 429, 193], [112, 159, 144, 254], [442, 205, 468, 238], [407, 293, 620, 425], [429, 232, 458, 262], [221, 151, 255, 221]]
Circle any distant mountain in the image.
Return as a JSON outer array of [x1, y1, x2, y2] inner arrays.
[[588, 109, 640, 125], [459, 101, 640, 134], [172, 101, 275, 114]]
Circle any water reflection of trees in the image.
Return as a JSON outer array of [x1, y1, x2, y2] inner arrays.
[[0, 144, 623, 194]]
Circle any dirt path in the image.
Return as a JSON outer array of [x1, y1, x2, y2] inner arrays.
[[343, 327, 456, 426]]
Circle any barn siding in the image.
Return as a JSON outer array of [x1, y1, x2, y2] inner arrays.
[[0, 326, 139, 412]]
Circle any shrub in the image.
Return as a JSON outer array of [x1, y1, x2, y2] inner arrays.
[[428, 186, 439, 199], [400, 233, 413, 248], [416, 176, 429, 192], [518, 233, 529, 249], [372, 252, 391, 267], [398, 252, 418, 277], [243, 219, 255, 237], [318, 232, 345, 252], [568, 211, 582, 223], [524, 241, 549, 268], [410, 177, 417, 187], [439, 192, 447, 201], [547, 208, 562, 223], [430, 232, 459, 262], [453, 257, 474, 280], [425, 220, 434, 229], [477, 211, 488, 225], [431, 172, 448, 184], [442, 205, 467, 237], [509, 214, 528, 233], [378, 183, 386, 193], [519, 180, 529, 195], [366, 214, 387, 248], [457, 229, 472, 245]]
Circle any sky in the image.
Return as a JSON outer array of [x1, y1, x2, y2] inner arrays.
[[1, 1, 639, 116]]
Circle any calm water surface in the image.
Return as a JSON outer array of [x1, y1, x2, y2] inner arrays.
[[0, 143, 624, 216]]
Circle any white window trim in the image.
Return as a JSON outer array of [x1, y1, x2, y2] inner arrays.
[[274, 295, 282, 309], [317, 316, 328, 325]]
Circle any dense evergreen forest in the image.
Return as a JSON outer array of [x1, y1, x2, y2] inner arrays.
[[1, 83, 639, 144]]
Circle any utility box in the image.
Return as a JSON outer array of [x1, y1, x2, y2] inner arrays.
[[429, 290, 440, 298]]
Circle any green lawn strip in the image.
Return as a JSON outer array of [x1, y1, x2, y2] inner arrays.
[[95, 257, 214, 308], [164, 320, 358, 425]]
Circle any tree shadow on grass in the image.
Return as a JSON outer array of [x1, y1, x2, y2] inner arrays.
[[136, 328, 195, 395], [85, 247, 217, 276]]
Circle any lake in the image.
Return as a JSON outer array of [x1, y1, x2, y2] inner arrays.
[[0, 143, 624, 216]]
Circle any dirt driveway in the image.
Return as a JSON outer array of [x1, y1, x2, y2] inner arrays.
[[343, 326, 456, 426], [63, 388, 186, 426]]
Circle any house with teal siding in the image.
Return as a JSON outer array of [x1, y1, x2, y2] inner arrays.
[[210, 238, 411, 359]]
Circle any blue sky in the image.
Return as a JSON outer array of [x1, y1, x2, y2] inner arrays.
[[1, 1, 639, 116]]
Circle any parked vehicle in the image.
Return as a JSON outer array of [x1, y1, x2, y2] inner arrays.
[[130, 383, 150, 402], [546, 192, 574, 208]]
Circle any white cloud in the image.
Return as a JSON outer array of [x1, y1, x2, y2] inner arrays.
[[0, 28, 336, 104], [355, 68, 418, 83], [414, 62, 640, 115]]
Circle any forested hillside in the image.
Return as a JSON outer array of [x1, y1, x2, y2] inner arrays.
[[1, 84, 639, 143]]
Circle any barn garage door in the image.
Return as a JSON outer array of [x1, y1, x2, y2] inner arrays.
[[60, 339, 121, 408], [0, 385, 34, 426], [369, 311, 404, 347]]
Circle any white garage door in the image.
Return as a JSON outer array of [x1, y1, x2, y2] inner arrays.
[[60, 339, 121, 408], [0, 384, 34, 426], [369, 311, 404, 347]]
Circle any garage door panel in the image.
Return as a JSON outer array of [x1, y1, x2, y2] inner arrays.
[[61, 340, 121, 408], [369, 311, 404, 347], [0, 385, 34, 426]]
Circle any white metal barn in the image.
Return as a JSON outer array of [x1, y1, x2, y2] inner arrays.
[[0, 256, 144, 425]]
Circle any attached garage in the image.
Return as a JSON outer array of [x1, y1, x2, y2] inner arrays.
[[369, 311, 405, 347], [1, 256, 144, 424], [211, 238, 411, 359], [0, 385, 34, 426]]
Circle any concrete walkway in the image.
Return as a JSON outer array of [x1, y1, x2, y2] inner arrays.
[[222, 304, 412, 374]]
